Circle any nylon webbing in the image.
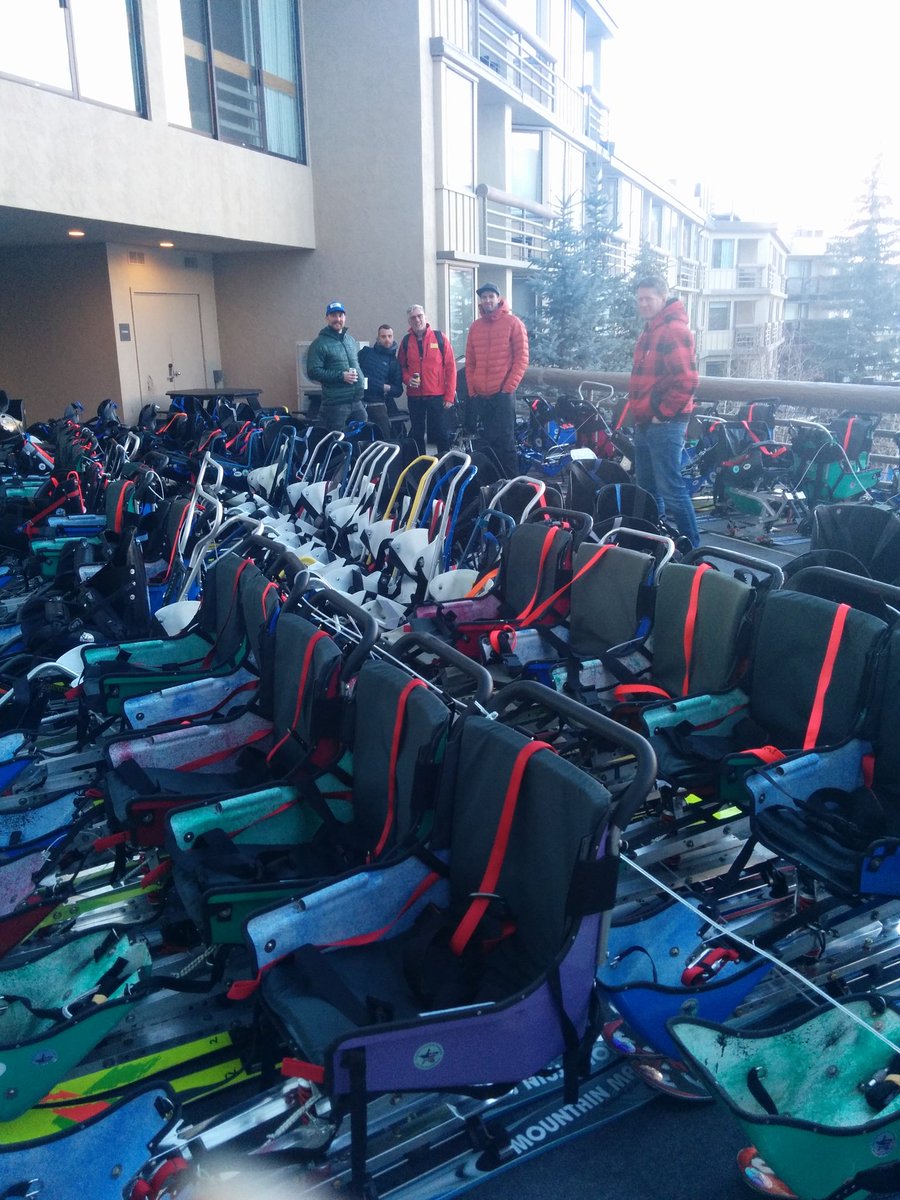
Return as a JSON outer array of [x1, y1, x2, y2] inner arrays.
[[803, 602, 850, 750], [520, 543, 613, 629], [266, 629, 329, 765], [681, 562, 713, 696], [450, 740, 549, 957], [372, 678, 426, 858], [515, 527, 562, 622]]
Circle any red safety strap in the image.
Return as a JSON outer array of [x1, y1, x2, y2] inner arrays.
[[842, 418, 855, 452], [519, 543, 614, 629], [803, 602, 850, 750], [162, 504, 192, 578], [266, 630, 329, 765], [226, 870, 442, 1000], [740, 745, 788, 765], [372, 679, 426, 858], [515, 526, 563, 623], [863, 753, 875, 788], [225, 421, 253, 451], [681, 563, 713, 696], [450, 740, 549, 957], [260, 581, 280, 619], [465, 567, 499, 598], [202, 558, 253, 668], [114, 480, 134, 534], [179, 725, 270, 772], [67, 470, 86, 514], [614, 399, 631, 431], [489, 625, 516, 656], [157, 412, 187, 435], [613, 683, 671, 702], [281, 1058, 325, 1084]]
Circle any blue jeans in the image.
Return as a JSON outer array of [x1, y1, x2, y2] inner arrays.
[[633, 420, 700, 547]]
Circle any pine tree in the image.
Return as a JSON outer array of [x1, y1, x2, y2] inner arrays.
[[782, 164, 900, 382], [527, 191, 635, 372]]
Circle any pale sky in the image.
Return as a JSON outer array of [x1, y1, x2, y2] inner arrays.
[[604, 1, 900, 240]]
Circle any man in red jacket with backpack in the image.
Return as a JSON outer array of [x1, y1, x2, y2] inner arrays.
[[465, 282, 529, 478], [398, 304, 457, 455]]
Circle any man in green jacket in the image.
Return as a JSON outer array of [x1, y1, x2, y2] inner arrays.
[[306, 301, 366, 431]]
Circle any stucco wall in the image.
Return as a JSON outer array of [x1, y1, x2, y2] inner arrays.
[[215, 0, 439, 405], [0, 245, 118, 424], [0, 2, 314, 250]]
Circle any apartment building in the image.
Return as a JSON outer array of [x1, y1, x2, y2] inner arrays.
[[784, 230, 840, 322], [697, 217, 788, 378], [0, 0, 624, 423], [598, 157, 707, 329]]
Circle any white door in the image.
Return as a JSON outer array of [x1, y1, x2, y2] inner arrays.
[[132, 291, 208, 404]]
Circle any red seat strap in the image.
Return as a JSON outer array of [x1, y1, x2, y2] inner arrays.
[[681, 563, 713, 696], [202, 557, 253, 667], [515, 527, 562, 622], [266, 629, 329, 765], [803, 602, 850, 750], [613, 683, 671, 702], [450, 740, 549, 957], [372, 678, 426, 859], [520, 544, 614, 629]]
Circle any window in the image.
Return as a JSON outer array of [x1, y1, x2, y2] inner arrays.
[[444, 69, 475, 190], [0, 0, 145, 113], [704, 359, 729, 377], [448, 267, 475, 356], [511, 130, 542, 203], [712, 240, 735, 269], [160, 0, 305, 161], [708, 302, 731, 331]]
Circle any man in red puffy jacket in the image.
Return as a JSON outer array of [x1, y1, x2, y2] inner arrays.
[[627, 275, 700, 547], [465, 283, 529, 477], [398, 305, 457, 455]]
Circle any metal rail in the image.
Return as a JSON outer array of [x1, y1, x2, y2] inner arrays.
[[523, 366, 900, 414]]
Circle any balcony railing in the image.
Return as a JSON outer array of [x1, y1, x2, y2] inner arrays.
[[734, 321, 782, 351], [477, 185, 552, 260], [432, 0, 612, 147], [678, 259, 703, 290]]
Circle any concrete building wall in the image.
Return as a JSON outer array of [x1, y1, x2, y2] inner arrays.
[[0, 5, 314, 249], [214, 0, 439, 408], [0, 245, 118, 424]]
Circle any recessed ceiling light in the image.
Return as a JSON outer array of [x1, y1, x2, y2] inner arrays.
[[159, 241, 175, 248], [68, 229, 85, 238]]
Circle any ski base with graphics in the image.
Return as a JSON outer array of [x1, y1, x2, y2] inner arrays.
[[737, 1146, 799, 1198], [132, 1040, 658, 1199], [601, 1017, 712, 1102]]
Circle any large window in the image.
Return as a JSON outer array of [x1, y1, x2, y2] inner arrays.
[[160, 0, 305, 161], [0, 0, 145, 113], [712, 239, 735, 269], [708, 302, 731, 331], [448, 267, 475, 356], [444, 68, 474, 190], [511, 130, 542, 203]]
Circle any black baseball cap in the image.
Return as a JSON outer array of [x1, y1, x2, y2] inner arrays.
[[476, 282, 500, 296]]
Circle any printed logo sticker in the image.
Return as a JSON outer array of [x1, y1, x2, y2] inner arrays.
[[872, 1131, 895, 1158], [413, 1043, 444, 1070], [33, 1049, 58, 1067]]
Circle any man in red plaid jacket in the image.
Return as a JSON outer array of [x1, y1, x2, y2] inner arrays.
[[627, 275, 700, 547]]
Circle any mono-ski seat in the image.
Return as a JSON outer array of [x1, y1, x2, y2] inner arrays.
[[101, 588, 377, 847], [745, 580, 900, 897], [640, 587, 888, 808], [240, 684, 655, 1191], [80, 550, 271, 716], [165, 658, 454, 945]]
